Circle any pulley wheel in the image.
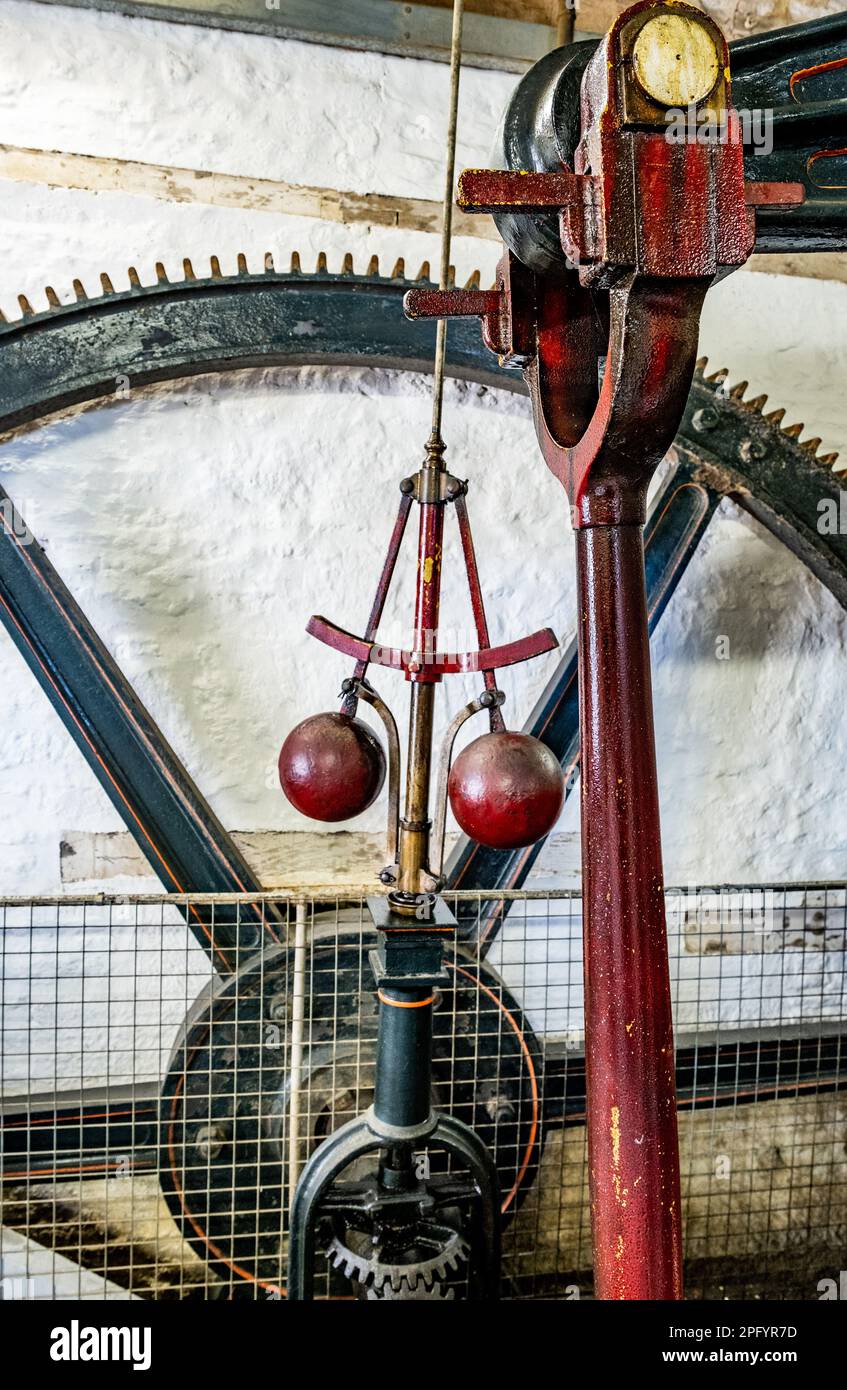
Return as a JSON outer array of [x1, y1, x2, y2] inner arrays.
[[159, 930, 542, 1293]]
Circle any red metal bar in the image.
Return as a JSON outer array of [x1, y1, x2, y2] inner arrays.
[[453, 492, 505, 730], [413, 489, 443, 665], [457, 167, 586, 213], [404, 287, 502, 320], [348, 491, 413, 694], [744, 181, 806, 206], [575, 521, 683, 1301], [306, 614, 557, 676]]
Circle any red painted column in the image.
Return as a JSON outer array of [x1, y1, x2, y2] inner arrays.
[[575, 520, 683, 1300]]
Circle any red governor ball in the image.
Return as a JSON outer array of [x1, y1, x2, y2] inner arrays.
[[448, 731, 564, 850], [279, 712, 386, 823]]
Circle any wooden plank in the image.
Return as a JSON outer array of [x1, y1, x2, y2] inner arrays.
[[2, 143, 842, 287], [0, 143, 499, 248], [59, 827, 581, 888], [423, 0, 559, 19], [430, 0, 842, 39]]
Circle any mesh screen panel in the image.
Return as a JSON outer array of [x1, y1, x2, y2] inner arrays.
[[0, 886, 844, 1300]]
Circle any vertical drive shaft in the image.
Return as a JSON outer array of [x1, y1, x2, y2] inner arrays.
[[576, 520, 683, 1300]]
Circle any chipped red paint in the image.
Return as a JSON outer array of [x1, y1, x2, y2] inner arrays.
[[576, 523, 682, 1300], [412, 483, 444, 681], [448, 731, 565, 850], [278, 711, 386, 822]]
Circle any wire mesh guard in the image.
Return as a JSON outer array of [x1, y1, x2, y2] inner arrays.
[[0, 886, 844, 1301]]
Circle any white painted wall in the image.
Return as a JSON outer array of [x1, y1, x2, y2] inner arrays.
[[0, 3, 846, 930]]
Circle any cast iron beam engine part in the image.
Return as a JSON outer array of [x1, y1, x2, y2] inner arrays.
[[404, 0, 813, 1300], [0, 3, 843, 1305], [277, 339, 567, 1297], [6, 266, 847, 1291]]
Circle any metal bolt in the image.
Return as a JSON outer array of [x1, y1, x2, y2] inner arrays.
[[399, 477, 414, 494], [379, 869, 396, 884], [268, 993, 289, 1022], [484, 1093, 517, 1124], [195, 1123, 228, 1161], [692, 406, 719, 432], [740, 437, 767, 462]]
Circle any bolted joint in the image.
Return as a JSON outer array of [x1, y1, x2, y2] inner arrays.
[[479, 687, 505, 709], [692, 406, 720, 433], [194, 1123, 230, 1161]]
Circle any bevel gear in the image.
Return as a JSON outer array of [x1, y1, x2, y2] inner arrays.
[[327, 1220, 470, 1298]]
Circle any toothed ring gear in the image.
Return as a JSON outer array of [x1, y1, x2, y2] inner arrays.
[[327, 1221, 469, 1298]]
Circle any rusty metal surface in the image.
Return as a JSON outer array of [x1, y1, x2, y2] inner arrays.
[[576, 522, 681, 1298]]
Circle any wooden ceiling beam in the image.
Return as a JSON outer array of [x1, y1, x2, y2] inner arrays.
[[32, 0, 842, 71], [421, 0, 839, 43]]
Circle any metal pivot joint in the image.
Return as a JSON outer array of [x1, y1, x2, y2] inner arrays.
[[404, 0, 806, 1301]]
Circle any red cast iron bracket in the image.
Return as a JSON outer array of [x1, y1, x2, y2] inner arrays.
[[405, 3, 803, 529]]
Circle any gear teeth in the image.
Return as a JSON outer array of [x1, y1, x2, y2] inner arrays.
[[316, 251, 328, 273], [464, 269, 481, 289], [367, 254, 380, 277], [820, 451, 841, 468], [391, 257, 405, 280], [447, 1238, 470, 1271], [99, 273, 114, 295], [45, 286, 61, 308], [183, 258, 196, 281], [706, 366, 728, 386], [783, 421, 804, 438], [210, 255, 223, 279], [128, 267, 141, 288], [746, 393, 768, 413], [415, 260, 431, 282], [695, 355, 708, 373], [264, 251, 275, 272], [765, 407, 786, 426], [237, 252, 248, 275], [341, 251, 354, 274], [729, 380, 748, 400], [801, 436, 822, 454], [155, 262, 169, 284], [72, 279, 88, 301], [290, 251, 301, 274], [18, 295, 34, 318]]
